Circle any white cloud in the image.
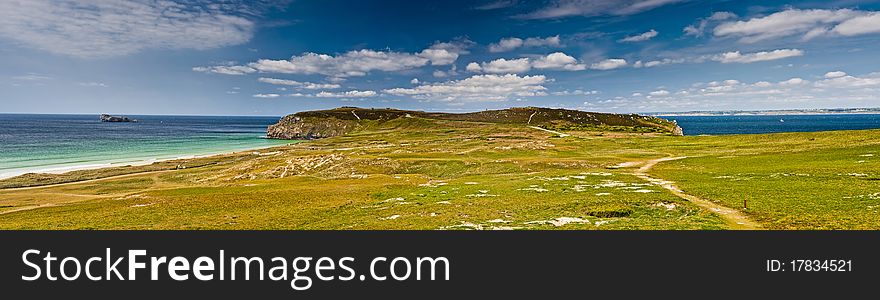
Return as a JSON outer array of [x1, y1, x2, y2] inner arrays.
[[193, 65, 257, 75], [649, 89, 670, 96], [524, 36, 562, 47], [633, 58, 685, 68], [197, 40, 469, 78], [466, 62, 483, 72], [470, 52, 587, 74], [247, 50, 429, 77], [552, 89, 598, 96], [315, 90, 378, 98], [778, 77, 807, 85], [588, 70, 880, 112], [257, 77, 341, 89], [590, 58, 628, 70], [815, 72, 880, 88], [11, 74, 51, 81], [488, 35, 561, 52], [479, 58, 533, 74], [684, 12, 737, 37], [475, 0, 519, 10], [517, 0, 685, 19], [531, 52, 587, 71], [723, 79, 740, 86], [0, 0, 268, 58], [824, 71, 847, 79], [712, 49, 803, 64], [488, 38, 524, 53], [253, 93, 280, 98], [384, 74, 548, 102], [418, 40, 472, 65], [713, 9, 880, 43], [79, 82, 108, 87], [618, 29, 658, 42], [411, 78, 420, 84], [833, 13, 880, 36]]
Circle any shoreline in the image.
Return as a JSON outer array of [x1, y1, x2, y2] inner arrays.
[[0, 143, 294, 180]]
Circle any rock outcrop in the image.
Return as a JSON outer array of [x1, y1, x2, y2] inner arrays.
[[100, 114, 136, 122], [267, 115, 361, 140]]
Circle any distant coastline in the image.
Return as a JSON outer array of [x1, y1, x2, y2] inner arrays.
[[649, 107, 880, 116]]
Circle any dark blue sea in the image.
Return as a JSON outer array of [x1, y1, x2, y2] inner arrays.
[[660, 114, 880, 136], [0, 114, 291, 178]]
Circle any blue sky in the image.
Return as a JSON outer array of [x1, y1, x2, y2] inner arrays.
[[2, 0, 880, 115]]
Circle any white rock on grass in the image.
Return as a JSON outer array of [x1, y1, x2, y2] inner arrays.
[[525, 217, 590, 227]]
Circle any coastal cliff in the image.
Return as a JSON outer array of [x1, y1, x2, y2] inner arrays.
[[267, 115, 361, 139], [267, 107, 684, 140]]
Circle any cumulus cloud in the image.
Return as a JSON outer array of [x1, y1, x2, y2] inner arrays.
[[712, 49, 803, 64], [418, 40, 472, 65], [384, 74, 548, 102], [196, 40, 469, 78], [466, 62, 483, 72], [0, 0, 279, 58], [257, 77, 341, 89], [814, 71, 880, 88], [488, 35, 561, 52], [517, 0, 684, 19], [488, 38, 524, 53], [469, 52, 587, 74], [480, 58, 533, 74], [713, 9, 880, 43], [778, 77, 807, 85], [315, 90, 378, 98], [590, 58, 628, 70], [618, 29, 658, 42], [824, 71, 847, 79], [253, 93, 280, 98], [531, 52, 587, 70]]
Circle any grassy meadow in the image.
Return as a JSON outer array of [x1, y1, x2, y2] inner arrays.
[[0, 117, 877, 229]]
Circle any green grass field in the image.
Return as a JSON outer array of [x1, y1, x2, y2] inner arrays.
[[0, 117, 877, 229]]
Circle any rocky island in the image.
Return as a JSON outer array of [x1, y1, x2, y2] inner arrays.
[[267, 107, 683, 140], [100, 114, 136, 122]]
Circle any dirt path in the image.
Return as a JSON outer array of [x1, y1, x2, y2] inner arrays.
[[527, 126, 570, 137], [633, 157, 762, 230]]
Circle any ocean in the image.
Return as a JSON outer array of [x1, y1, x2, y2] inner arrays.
[[1, 113, 879, 179], [661, 114, 880, 136], [0, 114, 292, 179]]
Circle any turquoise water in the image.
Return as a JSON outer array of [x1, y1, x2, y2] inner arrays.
[[0, 114, 292, 178]]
